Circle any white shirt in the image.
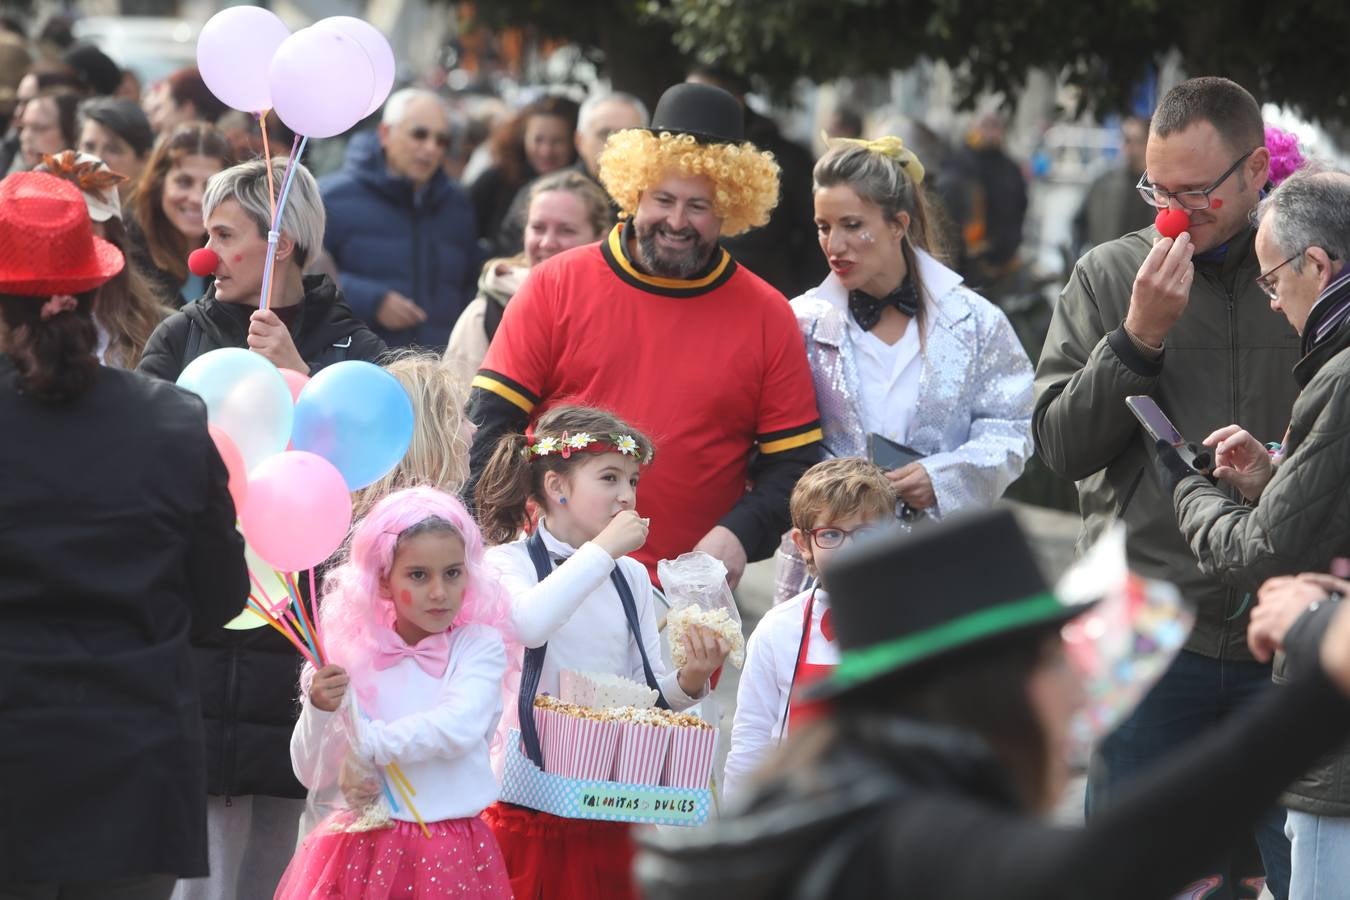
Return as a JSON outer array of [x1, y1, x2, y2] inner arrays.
[[291, 623, 506, 823], [486, 522, 704, 745], [723, 589, 838, 803], [846, 311, 923, 443]]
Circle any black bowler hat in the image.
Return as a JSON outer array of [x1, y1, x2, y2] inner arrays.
[[814, 508, 1091, 698], [646, 82, 745, 145]]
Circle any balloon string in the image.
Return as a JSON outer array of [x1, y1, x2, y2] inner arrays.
[[258, 135, 308, 311], [258, 110, 278, 225]]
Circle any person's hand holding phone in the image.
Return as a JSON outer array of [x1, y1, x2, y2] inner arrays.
[[1203, 425, 1274, 501]]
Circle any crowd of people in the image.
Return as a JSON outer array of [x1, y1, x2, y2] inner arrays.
[[2, 15, 1350, 900]]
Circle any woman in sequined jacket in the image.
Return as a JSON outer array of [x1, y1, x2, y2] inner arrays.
[[773, 137, 1034, 602]]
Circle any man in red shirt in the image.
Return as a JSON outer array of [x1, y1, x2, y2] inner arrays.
[[467, 82, 822, 587]]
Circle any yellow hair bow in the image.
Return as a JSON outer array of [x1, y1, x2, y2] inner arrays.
[[826, 134, 925, 187]]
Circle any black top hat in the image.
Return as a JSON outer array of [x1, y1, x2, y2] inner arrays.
[[813, 507, 1089, 698], [646, 82, 745, 145]]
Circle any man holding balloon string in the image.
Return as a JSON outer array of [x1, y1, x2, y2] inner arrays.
[[1034, 77, 1301, 897]]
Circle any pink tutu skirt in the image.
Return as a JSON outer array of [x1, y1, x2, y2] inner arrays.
[[274, 812, 514, 899]]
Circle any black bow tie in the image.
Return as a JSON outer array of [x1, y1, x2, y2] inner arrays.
[[849, 278, 919, 331]]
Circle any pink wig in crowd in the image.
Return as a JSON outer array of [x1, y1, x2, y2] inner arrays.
[[319, 486, 514, 686], [1265, 125, 1307, 188]]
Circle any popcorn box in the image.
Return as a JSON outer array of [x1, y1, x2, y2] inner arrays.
[[501, 729, 712, 826], [662, 724, 718, 789], [537, 707, 619, 780], [611, 721, 674, 786]]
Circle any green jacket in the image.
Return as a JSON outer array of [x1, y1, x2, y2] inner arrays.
[[1034, 225, 1301, 659], [1173, 280, 1350, 814]]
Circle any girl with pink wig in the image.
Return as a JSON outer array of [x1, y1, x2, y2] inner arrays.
[[274, 487, 514, 899]]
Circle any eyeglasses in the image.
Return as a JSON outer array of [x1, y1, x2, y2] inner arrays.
[[1136, 148, 1256, 211], [1255, 252, 1302, 300], [408, 127, 451, 149], [804, 524, 882, 550]]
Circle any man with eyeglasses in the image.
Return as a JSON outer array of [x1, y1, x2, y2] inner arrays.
[[1151, 169, 1350, 899], [1035, 76, 1300, 899], [320, 87, 478, 349]]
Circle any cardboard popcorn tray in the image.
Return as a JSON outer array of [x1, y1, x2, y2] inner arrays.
[[500, 729, 714, 827]]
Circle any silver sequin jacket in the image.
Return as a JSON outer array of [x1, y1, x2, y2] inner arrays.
[[773, 250, 1035, 601]]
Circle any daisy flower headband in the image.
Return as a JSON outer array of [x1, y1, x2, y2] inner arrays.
[[523, 429, 652, 464]]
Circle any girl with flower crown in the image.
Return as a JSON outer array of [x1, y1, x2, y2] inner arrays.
[[274, 487, 514, 899], [474, 404, 731, 900]]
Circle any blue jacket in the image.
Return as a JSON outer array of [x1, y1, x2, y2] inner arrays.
[[320, 131, 479, 348]]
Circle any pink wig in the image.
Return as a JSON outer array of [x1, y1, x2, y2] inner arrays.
[[1265, 125, 1306, 188], [319, 486, 514, 685]]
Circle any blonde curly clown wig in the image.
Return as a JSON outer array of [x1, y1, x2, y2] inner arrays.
[[598, 130, 781, 237]]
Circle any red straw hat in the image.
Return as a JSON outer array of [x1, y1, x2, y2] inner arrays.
[[0, 172, 125, 297]]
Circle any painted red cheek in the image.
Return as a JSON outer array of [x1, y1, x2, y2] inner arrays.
[[232, 254, 243, 263], [1210, 199, 1224, 210], [398, 589, 412, 605]]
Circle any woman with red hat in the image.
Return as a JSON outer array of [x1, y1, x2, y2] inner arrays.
[[0, 172, 248, 898]]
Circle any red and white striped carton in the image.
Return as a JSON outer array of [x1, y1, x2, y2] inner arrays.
[[531, 706, 554, 766], [611, 721, 674, 785], [549, 711, 620, 780], [661, 724, 718, 789]]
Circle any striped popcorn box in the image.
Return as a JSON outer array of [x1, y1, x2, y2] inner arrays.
[[540, 708, 571, 775], [553, 713, 620, 780], [661, 725, 718, 789], [611, 721, 674, 785], [530, 706, 554, 770]]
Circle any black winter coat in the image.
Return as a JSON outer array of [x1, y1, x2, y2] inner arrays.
[[137, 274, 387, 383], [137, 274, 385, 798], [0, 359, 247, 882], [639, 604, 1350, 900]]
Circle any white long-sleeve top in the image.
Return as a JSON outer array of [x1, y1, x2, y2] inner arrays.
[[290, 622, 506, 823], [486, 522, 704, 741], [723, 589, 838, 803]]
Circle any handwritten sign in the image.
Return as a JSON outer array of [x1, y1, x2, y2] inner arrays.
[[578, 784, 704, 824]]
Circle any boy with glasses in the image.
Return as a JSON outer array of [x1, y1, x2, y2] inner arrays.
[[722, 457, 893, 802], [1035, 76, 1299, 898]]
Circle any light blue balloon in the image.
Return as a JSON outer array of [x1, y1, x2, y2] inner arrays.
[[176, 347, 293, 472], [291, 361, 414, 490]]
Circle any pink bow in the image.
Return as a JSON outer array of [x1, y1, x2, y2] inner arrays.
[[40, 294, 78, 320], [373, 628, 450, 677]]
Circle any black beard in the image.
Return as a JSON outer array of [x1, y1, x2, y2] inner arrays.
[[635, 222, 716, 279]]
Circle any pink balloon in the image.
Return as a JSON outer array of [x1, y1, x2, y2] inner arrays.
[[268, 27, 374, 138], [280, 368, 309, 403], [197, 7, 291, 114], [240, 451, 352, 572], [208, 423, 248, 514], [313, 17, 395, 118]]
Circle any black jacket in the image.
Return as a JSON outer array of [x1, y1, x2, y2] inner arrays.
[[639, 605, 1350, 900], [137, 274, 387, 383], [137, 274, 384, 798], [0, 360, 247, 882]]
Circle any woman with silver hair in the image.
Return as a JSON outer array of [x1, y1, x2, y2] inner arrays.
[[138, 156, 385, 382], [772, 137, 1035, 603]]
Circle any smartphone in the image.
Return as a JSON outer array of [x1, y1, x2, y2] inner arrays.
[[868, 432, 925, 471], [1125, 396, 1213, 474]]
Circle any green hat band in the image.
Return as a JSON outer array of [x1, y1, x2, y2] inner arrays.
[[831, 592, 1065, 690]]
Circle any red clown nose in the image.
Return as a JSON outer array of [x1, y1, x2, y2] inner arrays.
[[1155, 207, 1190, 240], [188, 247, 220, 277]]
